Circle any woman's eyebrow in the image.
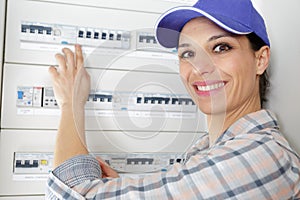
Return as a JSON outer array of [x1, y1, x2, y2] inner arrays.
[[177, 43, 190, 49], [178, 33, 235, 48], [208, 33, 235, 42]]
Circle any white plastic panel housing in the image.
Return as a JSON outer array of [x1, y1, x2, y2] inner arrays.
[[32, 0, 195, 13]]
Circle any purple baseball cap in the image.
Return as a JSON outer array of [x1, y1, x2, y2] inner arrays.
[[155, 0, 270, 48]]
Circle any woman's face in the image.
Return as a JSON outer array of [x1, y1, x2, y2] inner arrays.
[[178, 17, 261, 115]]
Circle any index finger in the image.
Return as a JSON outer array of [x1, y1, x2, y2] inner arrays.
[[75, 44, 84, 69]]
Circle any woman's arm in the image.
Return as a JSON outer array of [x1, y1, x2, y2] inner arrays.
[[48, 44, 91, 167]]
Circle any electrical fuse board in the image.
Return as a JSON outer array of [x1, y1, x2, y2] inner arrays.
[[1, 0, 202, 198], [5, 0, 179, 70], [2, 64, 206, 132], [13, 152, 186, 178]]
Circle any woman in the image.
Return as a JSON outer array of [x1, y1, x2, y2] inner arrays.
[[46, 0, 300, 199]]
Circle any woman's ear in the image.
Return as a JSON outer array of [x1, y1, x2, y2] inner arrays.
[[255, 46, 270, 75]]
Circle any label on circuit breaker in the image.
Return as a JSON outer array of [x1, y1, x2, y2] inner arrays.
[[94, 152, 185, 173], [85, 110, 196, 119], [13, 152, 54, 181]]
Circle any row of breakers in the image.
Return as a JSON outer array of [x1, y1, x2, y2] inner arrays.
[[21, 24, 124, 42], [20, 22, 131, 49], [21, 24, 158, 44], [90, 94, 195, 105], [17, 86, 196, 112], [14, 152, 186, 175]]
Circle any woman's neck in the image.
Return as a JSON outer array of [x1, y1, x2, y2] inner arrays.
[[207, 98, 261, 146]]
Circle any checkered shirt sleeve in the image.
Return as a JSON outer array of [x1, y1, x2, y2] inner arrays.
[[45, 110, 300, 199]]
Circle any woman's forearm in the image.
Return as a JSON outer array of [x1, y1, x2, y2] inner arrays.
[[53, 105, 88, 168]]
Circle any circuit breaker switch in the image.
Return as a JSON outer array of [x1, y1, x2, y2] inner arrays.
[[116, 32, 122, 41], [45, 27, 52, 35], [94, 32, 99, 39], [33, 160, 39, 168], [86, 31, 92, 38], [109, 32, 114, 40], [101, 31, 107, 40], [21, 24, 29, 33], [15, 160, 22, 168], [40, 159, 48, 166], [78, 30, 84, 38]]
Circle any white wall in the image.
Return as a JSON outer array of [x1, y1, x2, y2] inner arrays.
[[256, 0, 300, 153]]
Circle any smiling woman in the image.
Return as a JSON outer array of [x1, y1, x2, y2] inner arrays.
[[177, 17, 269, 144], [46, 0, 300, 199]]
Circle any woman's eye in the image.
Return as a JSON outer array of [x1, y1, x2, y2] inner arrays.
[[179, 51, 195, 59], [213, 43, 232, 53]]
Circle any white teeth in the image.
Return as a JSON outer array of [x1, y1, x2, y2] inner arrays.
[[197, 82, 225, 91]]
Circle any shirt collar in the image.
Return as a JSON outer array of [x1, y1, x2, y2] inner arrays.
[[215, 109, 279, 144]]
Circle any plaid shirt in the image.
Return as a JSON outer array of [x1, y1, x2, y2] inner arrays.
[[46, 110, 300, 199]]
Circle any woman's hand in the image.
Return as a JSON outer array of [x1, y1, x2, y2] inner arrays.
[[48, 44, 90, 110], [96, 157, 120, 178]]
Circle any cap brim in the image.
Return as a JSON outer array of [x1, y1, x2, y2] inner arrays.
[[155, 6, 252, 48]]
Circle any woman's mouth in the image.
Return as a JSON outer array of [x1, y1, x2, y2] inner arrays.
[[193, 81, 227, 96]]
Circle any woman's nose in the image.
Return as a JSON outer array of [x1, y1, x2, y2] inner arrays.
[[191, 50, 215, 76]]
